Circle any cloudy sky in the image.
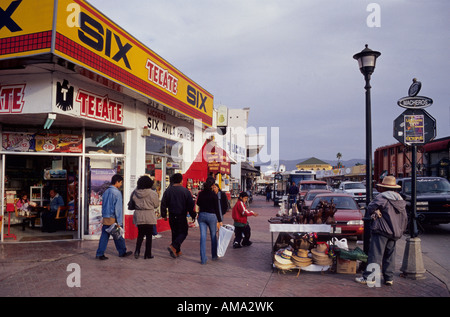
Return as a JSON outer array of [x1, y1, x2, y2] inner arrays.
[[89, 0, 450, 164]]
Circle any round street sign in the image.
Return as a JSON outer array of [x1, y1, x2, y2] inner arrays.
[[397, 96, 433, 109], [393, 108, 436, 145]]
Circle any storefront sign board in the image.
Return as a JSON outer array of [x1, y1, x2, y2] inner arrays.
[[0, 0, 54, 59], [1, 0, 213, 126], [54, 0, 213, 126]]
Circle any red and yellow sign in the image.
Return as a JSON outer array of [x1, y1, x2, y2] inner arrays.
[[0, 0, 213, 126], [0, 0, 54, 58]]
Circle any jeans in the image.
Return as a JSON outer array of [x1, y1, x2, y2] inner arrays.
[[198, 212, 218, 264], [363, 232, 397, 281], [96, 224, 127, 257]]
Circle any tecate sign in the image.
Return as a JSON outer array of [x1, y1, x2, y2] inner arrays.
[[397, 96, 433, 109]]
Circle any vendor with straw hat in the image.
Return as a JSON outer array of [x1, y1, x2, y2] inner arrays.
[[355, 175, 408, 286]]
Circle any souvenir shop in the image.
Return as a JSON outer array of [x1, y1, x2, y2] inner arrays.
[[0, 0, 213, 242]]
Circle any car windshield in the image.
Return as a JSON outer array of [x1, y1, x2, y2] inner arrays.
[[311, 196, 358, 210], [305, 192, 325, 201], [403, 178, 450, 195], [344, 183, 365, 190], [301, 184, 327, 191]]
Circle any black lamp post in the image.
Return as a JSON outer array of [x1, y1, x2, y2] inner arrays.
[[353, 44, 381, 256]]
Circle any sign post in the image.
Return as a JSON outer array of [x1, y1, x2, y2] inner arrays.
[[394, 79, 434, 279]]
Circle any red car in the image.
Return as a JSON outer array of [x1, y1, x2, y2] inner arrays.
[[310, 193, 364, 239], [300, 189, 332, 212]]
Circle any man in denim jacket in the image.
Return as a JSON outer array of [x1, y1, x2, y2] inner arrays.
[[96, 174, 132, 260]]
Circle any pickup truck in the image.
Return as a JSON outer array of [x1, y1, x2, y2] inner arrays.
[[338, 181, 366, 205], [396, 177, 450, 225]]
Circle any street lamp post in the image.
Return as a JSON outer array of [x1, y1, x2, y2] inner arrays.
[[353, 44, 381, 256]]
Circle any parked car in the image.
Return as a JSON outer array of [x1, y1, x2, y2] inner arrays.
[[396, 177, 450, 225], [298, 189, 332, 212], [338, 181, 366, 205], [310, 193, 364, 239]]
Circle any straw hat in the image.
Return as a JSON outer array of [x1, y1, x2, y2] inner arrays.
[[311, 243, 332, 265], [274, 249, 293, 265], [311, 243, 328, 257], [295, 249, 309, 258], [274, 261, 296, 270], [377, 175, 400, 189]]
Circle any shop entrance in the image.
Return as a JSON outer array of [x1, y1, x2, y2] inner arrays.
[[2, 154, 80, 242]]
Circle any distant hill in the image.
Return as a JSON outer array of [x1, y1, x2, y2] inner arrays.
[[259, 158, 365, 172]]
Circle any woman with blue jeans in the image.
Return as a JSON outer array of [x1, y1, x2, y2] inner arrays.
[[196, 177, 222, 264]]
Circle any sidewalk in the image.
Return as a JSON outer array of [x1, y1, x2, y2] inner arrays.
[[0, 195, 448, 298]]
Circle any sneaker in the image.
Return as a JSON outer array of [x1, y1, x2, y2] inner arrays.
[[355, 277, 375, 286], [153, 234, 162, 239], [233, 242, 242, 249], [385, 280, 394, 286], [242, 241, 253, 247]]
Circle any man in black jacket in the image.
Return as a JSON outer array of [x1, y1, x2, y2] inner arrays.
[[161, 173, 195, 258]]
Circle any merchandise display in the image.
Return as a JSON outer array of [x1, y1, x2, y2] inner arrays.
[[270, 202, 367, 275]]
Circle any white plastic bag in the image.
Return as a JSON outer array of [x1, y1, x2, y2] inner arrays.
[[217, 224, 234, 257], [106, 223, 124, 240], [330, 237, 349, 250]]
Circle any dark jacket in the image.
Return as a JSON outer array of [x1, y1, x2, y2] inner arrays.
[[217, 191, 229, 216], [288, 185, 299, 196], [367, 191, 408, 240], [160, 184, 195, 219], [196, 189, 222, 222]]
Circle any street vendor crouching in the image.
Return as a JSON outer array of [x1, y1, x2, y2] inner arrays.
[[232, 191, 258, 248]]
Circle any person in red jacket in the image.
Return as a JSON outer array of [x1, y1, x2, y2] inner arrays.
[[232, 192, 258, 248]]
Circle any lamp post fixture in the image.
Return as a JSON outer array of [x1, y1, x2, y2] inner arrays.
[[353, 44, 381, 256]]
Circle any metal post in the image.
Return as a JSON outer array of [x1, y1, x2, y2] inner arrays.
[[410, 145, 419, 237], [363, 73, 373, 256]]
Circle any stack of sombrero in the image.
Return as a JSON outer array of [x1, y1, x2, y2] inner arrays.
[[291, 249, 312, 267], [274, 249, 296, 271], [311, 243, 332, 266]]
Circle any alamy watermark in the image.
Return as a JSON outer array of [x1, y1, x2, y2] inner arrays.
[[367, 3, 381, 28]]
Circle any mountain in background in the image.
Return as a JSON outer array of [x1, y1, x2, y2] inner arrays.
[[258, 158, 365, 171]]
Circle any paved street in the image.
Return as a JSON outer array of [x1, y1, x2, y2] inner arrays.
[[0, 195, 448, 301]]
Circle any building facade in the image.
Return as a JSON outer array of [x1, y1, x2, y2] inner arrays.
[[0, 0, 213, 242]]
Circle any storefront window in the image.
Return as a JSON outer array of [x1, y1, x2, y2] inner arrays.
[[85, 130, 125, 154], [145, 135, 183, 197], [145, 135, 182, 159]]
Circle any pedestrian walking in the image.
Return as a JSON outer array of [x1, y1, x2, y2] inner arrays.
[[95, 174, 132, 260], [232, 191, 258, 248], [265, 185, 272, 202], [161, 173, 195, 258], [212, 183, 229, 218], [288, 182, 299, 208], [355, 175, 408, 286], [196, 177, 223, 264], [131, 175, 160, 259]]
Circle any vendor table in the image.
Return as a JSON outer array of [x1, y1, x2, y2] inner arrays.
[[270, 223, 336, 273]]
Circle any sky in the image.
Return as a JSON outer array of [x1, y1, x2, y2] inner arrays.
[[88, 0, 450, 164]]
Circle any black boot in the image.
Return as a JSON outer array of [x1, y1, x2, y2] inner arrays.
[[134, 250, 140, 259]]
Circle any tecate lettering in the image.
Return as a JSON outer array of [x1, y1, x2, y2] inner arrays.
[[146, 59, 178, 95], [77, 90, 123, 125]]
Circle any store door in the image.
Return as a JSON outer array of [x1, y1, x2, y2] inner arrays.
[[2, 155, 80, 242], [84, 156, 124, 238]]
